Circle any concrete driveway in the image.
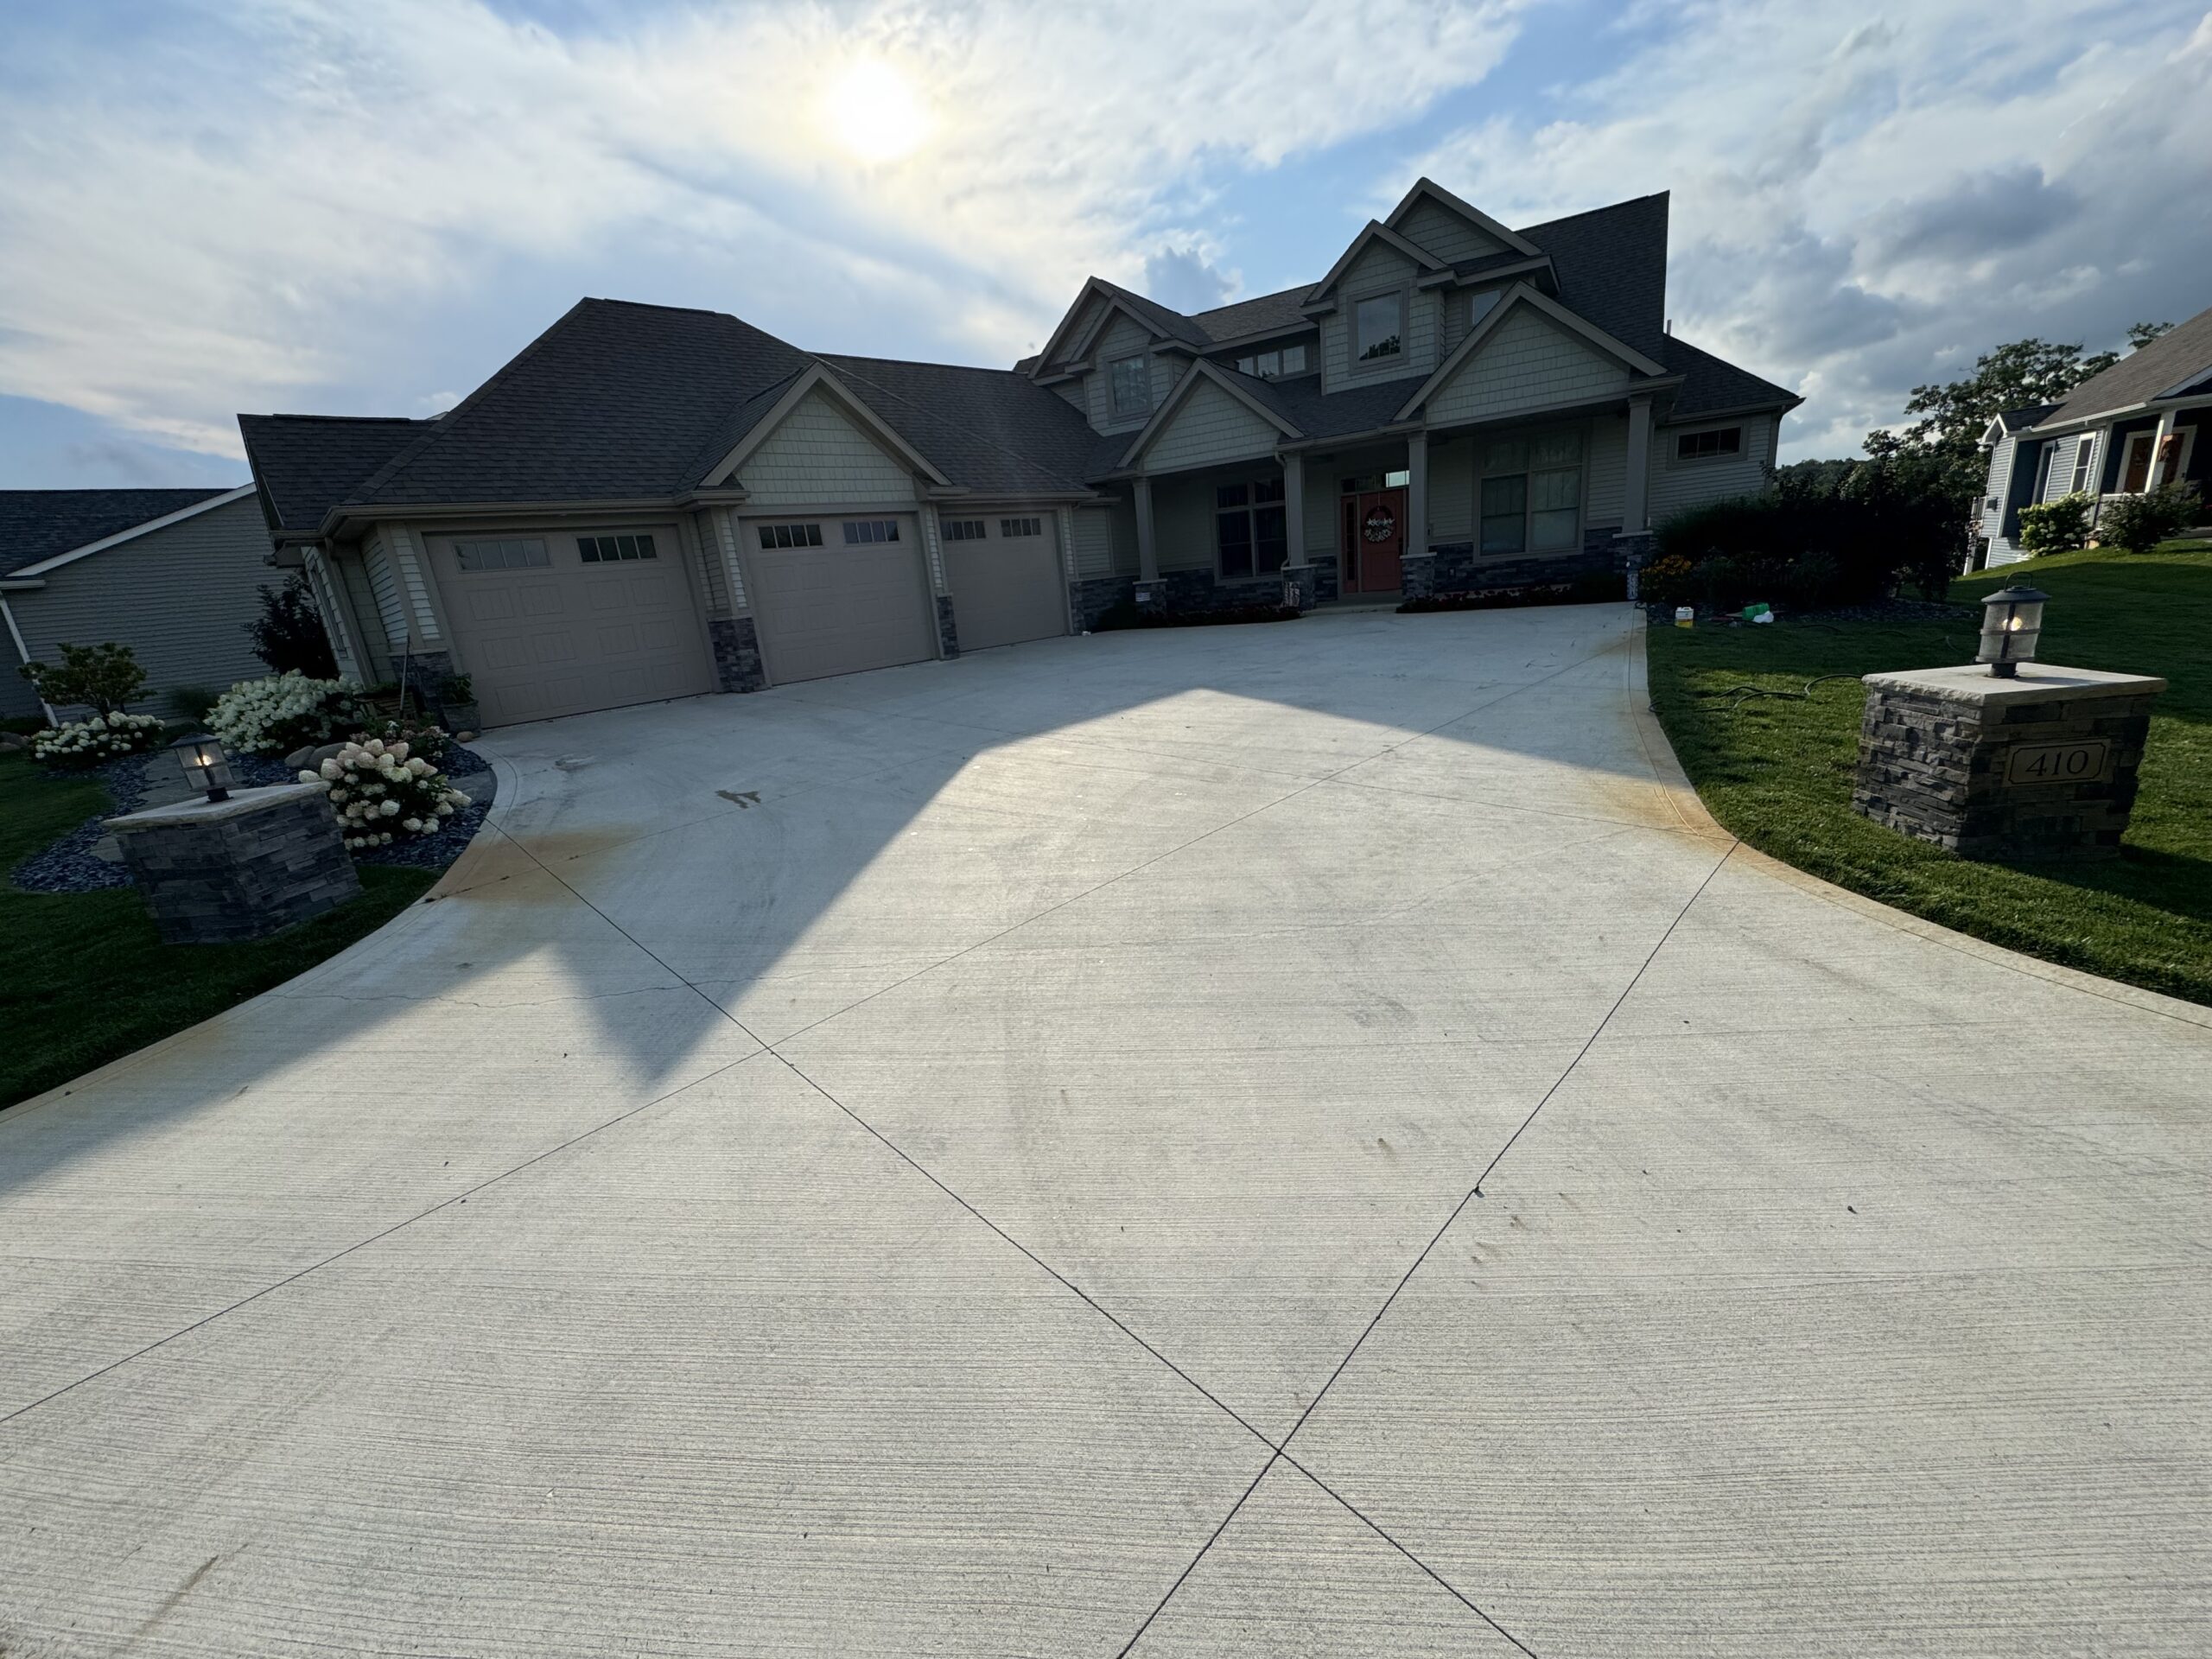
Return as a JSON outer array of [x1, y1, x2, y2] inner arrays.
[[3, 603, 2209, 1656]]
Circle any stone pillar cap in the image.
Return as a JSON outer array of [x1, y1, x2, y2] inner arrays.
[[1862, 663, 2167, 707], [105, 781, 327, 832]]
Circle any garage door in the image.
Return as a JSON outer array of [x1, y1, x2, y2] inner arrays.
[[747, 516, 936, 684], [429, 529, 715, 728], [942, 512, 1068, 652]]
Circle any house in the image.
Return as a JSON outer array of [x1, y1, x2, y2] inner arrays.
[[1, 486, 279, 721], [238, 178, 1800, 730], [1980, 303, 2212, 566]]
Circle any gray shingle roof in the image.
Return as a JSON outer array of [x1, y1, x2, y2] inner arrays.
[[2042, 303, 2212, 427], [350, 299, 814, 508], [1519, 194, 1670, 360], [1090, 280, 1213, 348], [1659, 336, 1801, 419], [1993, 404, 2061, 436], [237, 415, 428, 542], [819, 356, 1102, 496], [0, 487, 237, 576], [1186, 286, 1311, 344]]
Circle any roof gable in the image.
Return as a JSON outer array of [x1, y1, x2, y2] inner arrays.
[[1385, 178, 1539, 263], [1395, 283, 1665, 422], [1302, 220, 1447, 307], [1120, 359, 1300, 471], [702, 363, 951, 492]]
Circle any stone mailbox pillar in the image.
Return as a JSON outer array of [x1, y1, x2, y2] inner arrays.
[[105, 783, 361, 944], [1852, 664, 2165, 861]]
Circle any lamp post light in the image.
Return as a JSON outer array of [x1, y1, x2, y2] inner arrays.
[[1977, 584, 2049, 678], [172, 732, 235, 803]]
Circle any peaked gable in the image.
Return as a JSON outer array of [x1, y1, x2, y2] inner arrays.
[[733, 384, 925, 507], [1402, 285, 1660, 425], [1383, 179, 1541, 261], [1122, 360, 1300, 473]]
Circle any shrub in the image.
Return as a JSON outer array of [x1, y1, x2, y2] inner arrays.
[[361, 715, 450, 767], [2019, 492, 2092, 556], [165, 684, 219, 722], [31, 710, 167, 768], [435, 674, 476, 707], [208, 671, 365, 755], [247, 572, 339, 678], [2098, 482, 2203, 554], [1638, 553, 1696, 607], [301, 736, 471, 851], [16, 641, 149, 715]]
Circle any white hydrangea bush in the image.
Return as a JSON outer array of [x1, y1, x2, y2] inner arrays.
[[31, 711, 167, 768], [301, 737, 471, 850], [209, 671, 363, 755]]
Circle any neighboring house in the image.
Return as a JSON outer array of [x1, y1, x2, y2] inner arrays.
[[238, 177, 1800, 730], [1980, 303, 2212, 567], [1, 486, 279, 721]]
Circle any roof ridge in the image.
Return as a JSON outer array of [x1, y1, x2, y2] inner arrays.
[[820, 351, 1025, 378], [246, 412, 425, 425], [344, 299, 597, 506]]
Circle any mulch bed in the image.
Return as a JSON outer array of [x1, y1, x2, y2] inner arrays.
[[12, 743, 496, 894]]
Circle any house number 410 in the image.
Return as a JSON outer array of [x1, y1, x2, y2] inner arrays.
[[2004, 739, 2111, 786]]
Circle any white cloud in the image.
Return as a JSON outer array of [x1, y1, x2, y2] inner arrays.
[[1414, 1, 2212, 458], [0, 0, 1529, 458]]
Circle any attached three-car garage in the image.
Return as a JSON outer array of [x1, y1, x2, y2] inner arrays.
[[744, 515, 938, 684], [939, 512, 1069, 652]]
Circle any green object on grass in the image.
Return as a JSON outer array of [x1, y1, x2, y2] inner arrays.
[[1741, 602, 1771, 620]]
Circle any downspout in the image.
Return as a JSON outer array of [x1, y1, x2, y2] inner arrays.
[[1, 593, 56, 725]]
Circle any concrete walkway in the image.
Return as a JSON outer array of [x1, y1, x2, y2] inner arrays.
[[3, 604, 2207, 1656]]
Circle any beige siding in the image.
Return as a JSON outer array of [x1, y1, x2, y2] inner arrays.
[[302, 548, 362, 683], [1052, 380, 1085, 412], [1087, 315, 1158, 433], [362, 531, 408, 648], [5, 493, 283, 711], [739, 388, 918, 507], [1586, 410, 1630, 526], [1429, 439, 1473, 542], [1320, 239, 1430, 392], [1071, 507, 1117, 579], [1425, 306, 1630, 427], [1395, 199, 1509, 265], [679, 512, 727, 614], [386, 525, 442, 643], [1650, 414, 1776, 520], [1141, 378, 1281, 474], [336, 549, 395, 677]]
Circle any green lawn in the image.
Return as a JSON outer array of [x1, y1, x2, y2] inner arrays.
[[1647, 540, 2212, 1006], [1, 751, 436, 1110]]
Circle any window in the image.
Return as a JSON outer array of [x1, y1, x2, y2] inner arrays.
[[1353, 292, 1404, 365], [454, 538, 550, 572], [1675, 428, 1743, 461], [842, 519, 901, 544], [756, 522, 823, 550], [1000, 517, 1041, 538], [2069, 434, 2098, 494], [1479, 431, 1582, 555], [577, 533, 658, 563], [943, 519, 987, 541], [1215, 476, 1288, 580], [1231, 343, 1309, 379], [1110, 354, 1150, 417]]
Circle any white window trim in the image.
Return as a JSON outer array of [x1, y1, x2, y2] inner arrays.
[[2069, 432, 2100, 495], [1347, 285, 1410, 377]]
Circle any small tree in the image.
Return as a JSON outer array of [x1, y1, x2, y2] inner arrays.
[[247, 572, 339, 678], [2099, 482, 2203, 554], [16, 641, 149, 715], [2018, 493, 2093, 556]]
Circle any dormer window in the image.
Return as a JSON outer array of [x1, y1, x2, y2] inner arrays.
[[1353, 293, 1405, 364], [1233, 345, 1309, 379], [1110, 353, 1151, 417]]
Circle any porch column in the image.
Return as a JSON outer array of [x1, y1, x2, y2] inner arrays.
[[2144, 408, 2179, 493], [1133, 475, 1160, 582], [1406, 435, 1429, 556], [1280, 451, 1311, 607], [1621, 394, 1655, 533]]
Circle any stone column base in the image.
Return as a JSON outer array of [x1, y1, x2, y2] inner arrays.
[[1398, 551, 1437, 601], [1852, 663, 2165, 861], [106, 783, 361, 944]]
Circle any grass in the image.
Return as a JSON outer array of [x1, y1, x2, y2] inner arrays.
[[0, 749, 437, 1110], [1647, 539, 2212, 1006]]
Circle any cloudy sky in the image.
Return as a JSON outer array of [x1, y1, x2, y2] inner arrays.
[[2, 0, 2208, 487]]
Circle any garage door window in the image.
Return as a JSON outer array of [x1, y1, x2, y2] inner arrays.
[[757, 523, 824, 550], [1000, 517, 1041, 537], [843, 520, 901, 544], [578, 534, 658, 563], [943, 519, 986, 541], [454, 538, 550, 572]]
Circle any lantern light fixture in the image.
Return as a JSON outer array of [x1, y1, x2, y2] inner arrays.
[[172, 732, 234, 803], [1976, 584, 2048, 678]]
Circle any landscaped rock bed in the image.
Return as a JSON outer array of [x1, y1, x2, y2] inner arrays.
[[11, 742, 496, 895]]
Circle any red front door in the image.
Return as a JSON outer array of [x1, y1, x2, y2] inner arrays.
[[1343, 488, 1407, 594]]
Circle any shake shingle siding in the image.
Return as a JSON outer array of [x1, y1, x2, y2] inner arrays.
[[737, 389, 918, 506], [1397, 199, 1510, 265], [1427, 308, 1630, 427], [1141, 379, 1281, 474]]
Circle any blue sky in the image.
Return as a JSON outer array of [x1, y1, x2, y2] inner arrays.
[[3, 0, 2209, 488]]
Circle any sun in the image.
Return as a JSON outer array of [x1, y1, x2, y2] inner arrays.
[[825, 60, 930, 165]]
